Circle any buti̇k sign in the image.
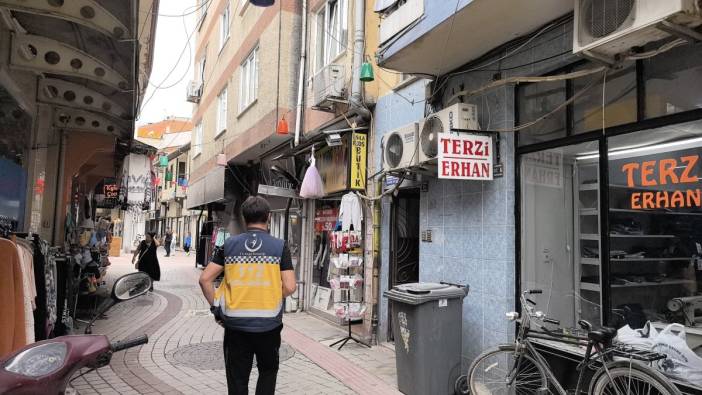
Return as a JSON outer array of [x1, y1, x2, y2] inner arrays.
[[437, 133, 493, 180]]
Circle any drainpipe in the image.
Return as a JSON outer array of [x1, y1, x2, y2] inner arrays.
[[371, 176, 383, 344], [51, 130, 66, 245], [349, 0, 371, 124], [293, 0, 307, 146]]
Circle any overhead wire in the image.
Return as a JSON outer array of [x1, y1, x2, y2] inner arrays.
[[139, 0, 213, 116]]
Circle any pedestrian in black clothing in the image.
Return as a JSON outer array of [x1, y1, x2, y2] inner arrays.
[[164, 229, 173, 257], [132, 232, 160, 290]]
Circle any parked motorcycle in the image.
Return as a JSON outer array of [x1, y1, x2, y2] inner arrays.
[[0, 272, 152, 395]]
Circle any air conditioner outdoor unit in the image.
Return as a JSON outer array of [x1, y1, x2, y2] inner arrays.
[[418, 103, 480, 164], [311, 64, 346, 110], [186, 80, 203, 103], [573, 0, 702, 63], [382, 122, 419, 172]]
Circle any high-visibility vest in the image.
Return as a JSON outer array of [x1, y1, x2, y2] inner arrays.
[[214, 230, 284, 332]]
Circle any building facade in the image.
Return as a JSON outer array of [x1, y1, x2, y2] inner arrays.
[[373, 0, 702, 391]]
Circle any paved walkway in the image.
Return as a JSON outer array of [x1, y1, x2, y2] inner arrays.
[[70, 251, 399, 394]]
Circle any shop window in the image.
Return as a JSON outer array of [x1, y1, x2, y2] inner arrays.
[[239, 47, 258, 112], [517, 80, 567, 146], [315, 0, 348, 71], [607, 120, 702, 329], [520, 140, 602, 327], [644, 44, 702, 119], [572, 62, 636, 135]]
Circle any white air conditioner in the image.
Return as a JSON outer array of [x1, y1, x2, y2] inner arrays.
[[186, 80, 203, 103], [574, 0, 702, 63], [418, 103, 480, 163], [382, 122, 418, 172], [311, 64, 346, 110]]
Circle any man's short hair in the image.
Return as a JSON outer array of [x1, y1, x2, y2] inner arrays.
[[241, 195, 270, 224]]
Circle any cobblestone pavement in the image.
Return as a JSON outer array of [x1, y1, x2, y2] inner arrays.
[[70, 251, 398, 394]]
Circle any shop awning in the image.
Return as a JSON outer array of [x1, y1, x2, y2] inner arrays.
[[186, 166, 237, 209]]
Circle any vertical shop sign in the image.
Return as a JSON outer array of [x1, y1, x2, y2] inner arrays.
[[350, 132, 367, 190], [437, 133, 493, 180]]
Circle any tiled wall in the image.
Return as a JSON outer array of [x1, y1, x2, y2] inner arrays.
[[375, 20, 577, 368]]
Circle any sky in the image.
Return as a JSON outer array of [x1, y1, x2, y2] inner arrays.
[[136, 0, 198, 128]]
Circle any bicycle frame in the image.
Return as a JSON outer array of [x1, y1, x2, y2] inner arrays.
[[506, 292, 615, 395]]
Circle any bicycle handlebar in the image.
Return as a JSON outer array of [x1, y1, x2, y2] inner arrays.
[[111, 335, 148, 352]]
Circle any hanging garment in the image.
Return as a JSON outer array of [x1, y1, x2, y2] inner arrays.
[[16, 241, 36, 344], [338, 193, 363, 231], [45, 253, 58, 328], [0, 238, 27, 357], [32, 240, 47, 341]]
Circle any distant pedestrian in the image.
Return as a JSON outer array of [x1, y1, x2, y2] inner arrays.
[[184, 232, 192, 256], [199, 196, 297, 395], [164, 228, 173, 257], [132, 231, 160, 291]]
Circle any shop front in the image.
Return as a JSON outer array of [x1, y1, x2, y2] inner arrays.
[[298, 130, 372, 338], [516, 44, 702, 391]]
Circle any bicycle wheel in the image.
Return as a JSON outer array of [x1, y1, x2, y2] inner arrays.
[[468, 345, 548, 395], [589, 360, 682, 395]]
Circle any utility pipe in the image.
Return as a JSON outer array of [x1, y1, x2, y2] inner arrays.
[[293, 0, 308, 146], [349, 0, 371, 123], [51, 130, 66, 245], [370, 176, 382, 344]]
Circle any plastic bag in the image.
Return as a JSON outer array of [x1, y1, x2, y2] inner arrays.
[[652, 323, 702, 385], [299, 157, 324, 198], [616, 321, 658, 349]]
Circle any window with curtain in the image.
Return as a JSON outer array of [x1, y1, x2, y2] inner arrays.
[[239, 48, 258, 112], [193, 122, 203, 156], [216, 87, 228, 136], [220, 2, 230, 51], [315, 0, 348, 71]]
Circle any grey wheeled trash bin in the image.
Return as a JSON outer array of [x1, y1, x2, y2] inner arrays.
[[384, 282, 469, 395]]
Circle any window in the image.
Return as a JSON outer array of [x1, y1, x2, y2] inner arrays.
[[520, 140, 602, 327], [517, 80, 567, 146], [217, 87, 228, 136], [644, 44, 702, 119], [607, 121, 702, 329], [219, 2, 230, 51], [193, 122, 203, 156], [239, 48, 258, 112], [315, 0, 348, 70], [197, 55, 206, 85]]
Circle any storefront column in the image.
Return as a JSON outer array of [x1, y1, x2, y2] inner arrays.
[[300, 199, 316, 310]]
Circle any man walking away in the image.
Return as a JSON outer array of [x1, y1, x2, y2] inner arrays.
[[164, 229, 173, 257], [199, 196, 296, 395]]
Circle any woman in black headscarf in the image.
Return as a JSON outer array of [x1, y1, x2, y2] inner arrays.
[[132, 231, 161, 290]]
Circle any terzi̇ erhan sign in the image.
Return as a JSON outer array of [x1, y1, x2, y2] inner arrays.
[[622, 155, 700, 210]]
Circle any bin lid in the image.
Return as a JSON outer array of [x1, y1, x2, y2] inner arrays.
[[383, 282, 469, 305]]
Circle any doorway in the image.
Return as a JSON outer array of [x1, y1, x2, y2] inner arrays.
[[388, 188, 420, 340]]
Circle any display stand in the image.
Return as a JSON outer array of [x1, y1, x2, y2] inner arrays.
[[329, 265, 369, 350]]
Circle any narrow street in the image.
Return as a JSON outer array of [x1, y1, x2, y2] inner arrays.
[[70, 251, 399, 395]]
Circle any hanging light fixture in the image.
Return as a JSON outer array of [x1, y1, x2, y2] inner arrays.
[[216, 153, 227, 166], [165, 171, 173, 182], [360, 56, 374, 82], [158, 155, 168, 167], [250, 0, 275, 6], [277, 117, 289, 135]]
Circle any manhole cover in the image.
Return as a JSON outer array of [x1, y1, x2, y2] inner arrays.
[[167, 342, 295, 370]]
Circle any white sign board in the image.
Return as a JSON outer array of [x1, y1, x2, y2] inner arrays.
[[437, 133, 493, 180]]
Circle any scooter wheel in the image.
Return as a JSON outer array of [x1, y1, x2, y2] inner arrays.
[[454, 374, 468, 395]]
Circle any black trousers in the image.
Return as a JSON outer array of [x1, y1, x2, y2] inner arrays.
[[223, 325, 282, 395], [164, 242, 171, 256]]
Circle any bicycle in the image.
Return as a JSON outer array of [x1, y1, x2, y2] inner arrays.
[[464, 289, 681, 395]]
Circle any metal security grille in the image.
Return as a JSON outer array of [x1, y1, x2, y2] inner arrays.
[[584, 0, 635, 38]]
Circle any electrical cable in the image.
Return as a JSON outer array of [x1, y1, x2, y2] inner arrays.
[[141, 0, 212, 18], [147, 14, 194, 90], [140, 0, 213, 116]]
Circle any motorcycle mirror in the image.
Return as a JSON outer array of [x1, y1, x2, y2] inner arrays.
[[111, 272, 152, 301]]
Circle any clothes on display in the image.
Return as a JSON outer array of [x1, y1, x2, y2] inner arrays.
[[339, 192, 363, 231]]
